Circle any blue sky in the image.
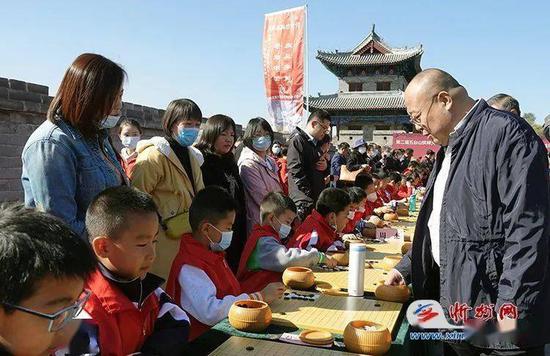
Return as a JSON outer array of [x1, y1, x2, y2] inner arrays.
[[2, 0, 549, 124]]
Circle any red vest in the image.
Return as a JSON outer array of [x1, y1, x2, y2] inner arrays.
[[343, 210, 363, 234], [397, 185, 412, 199], [84, 269, 159, 355], [378, 187, 392, 203], [287, 210, 336, 252], [237, 224, 283, 293], [166, 234, 242, 340], [364, 196, 383, 217]]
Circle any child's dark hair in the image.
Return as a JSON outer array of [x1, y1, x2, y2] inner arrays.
[[347, 187, 367, 204], [189, 186, 237, 231], [316, 188, 351, 216], [354, 174, 374, 190], [0, 204, 95, 309], [389, 172, 402, 183], [260, 192, 297, 224], [86, 186, 159, 241], [118, 118, 143, 135]]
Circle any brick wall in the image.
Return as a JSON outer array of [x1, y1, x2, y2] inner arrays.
[[0, 77, 168, 202]]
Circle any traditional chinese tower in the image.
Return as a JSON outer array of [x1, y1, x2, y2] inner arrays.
[[308, 25, 423, 145]]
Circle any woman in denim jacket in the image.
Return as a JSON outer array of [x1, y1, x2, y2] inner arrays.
[[21, 53, 127, 237]]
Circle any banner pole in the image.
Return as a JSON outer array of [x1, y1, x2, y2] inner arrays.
[[305, 4, 309, 124]]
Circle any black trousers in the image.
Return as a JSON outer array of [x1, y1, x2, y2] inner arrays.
[[447, 342, 545, 356]]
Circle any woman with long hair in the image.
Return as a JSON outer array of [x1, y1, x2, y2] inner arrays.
[[195, 114, 247, 271]]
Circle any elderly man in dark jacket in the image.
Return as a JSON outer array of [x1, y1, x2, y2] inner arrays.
[[287, 110, 331, 221], [386, 69, 550, 355]]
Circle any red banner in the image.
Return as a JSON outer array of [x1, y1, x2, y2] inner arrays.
[[263, 6, 305, 133], [392, 133, 439, 158], [393, 133, 550, 158]]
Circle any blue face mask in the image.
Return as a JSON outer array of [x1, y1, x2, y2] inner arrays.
[[252, 135, 272, 152], [208, 224, 233, 252], [101, 115, 120, 129], [176, 127, 199, 147], [274, 216, 292, 239]]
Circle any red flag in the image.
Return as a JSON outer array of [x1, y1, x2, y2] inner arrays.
[[263, 6, 305, 133]]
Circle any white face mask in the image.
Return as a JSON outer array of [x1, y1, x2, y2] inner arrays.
[[347, 210, 355, 220], [358, 147, 367, 154], [101, 115, 120, 129], [367, 192, 378, 202], [121, 136, 141, 149], [358, 206, 366, 213], [207, 224, 233, 252]]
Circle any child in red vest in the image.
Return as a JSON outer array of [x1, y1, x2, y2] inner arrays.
[[342, 187, 368, 234], [397, 176, 414, 199], [354, 174, 388, 217], [166, 186, 285, 340], [117, 118, 142, 178], [68, 186, 190, 355], [287, 188, 351, 252], [237, 192, 338, 293], [386, 172, 403, 201]]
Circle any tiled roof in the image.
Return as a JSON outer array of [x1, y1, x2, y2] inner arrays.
[[307, 91, 406, 111], [316, 47, 423, 66]]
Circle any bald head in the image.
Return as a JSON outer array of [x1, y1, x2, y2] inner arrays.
[[405, 68, 462, 101], [404, 68, 475, 146]]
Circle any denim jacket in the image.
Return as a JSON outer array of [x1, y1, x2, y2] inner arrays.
[[21, 118, 127, 237]]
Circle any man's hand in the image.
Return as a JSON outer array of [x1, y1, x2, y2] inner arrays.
[[385, 269, 405, 286]]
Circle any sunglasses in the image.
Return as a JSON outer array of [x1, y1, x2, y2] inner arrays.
[[1, 290, 91, 332]]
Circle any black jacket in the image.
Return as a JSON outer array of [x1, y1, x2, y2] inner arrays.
[[396, 100, 550, 349], [200, 151, 247, 272], [346, 150, 367, 172], [287, 127, 325, 208]]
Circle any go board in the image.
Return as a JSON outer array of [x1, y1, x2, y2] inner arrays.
[[209, 336, 358, 355], [364, 240, 404, 255], [269, 292, 402, 335], [313, 269, 390, 294]]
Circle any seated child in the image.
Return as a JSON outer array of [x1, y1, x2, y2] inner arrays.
[[354, 174, 387, 217], [166, 186, 285, 341], [342, 187, 368, 234], [0, 204, 95, 355], [70, 186, 190, 355], [386, 172, 403, 201], [287, 188, 351, 252], [397, 176, 414, 199], [375, 170, 392, 203], [237, 192, 337, 293]]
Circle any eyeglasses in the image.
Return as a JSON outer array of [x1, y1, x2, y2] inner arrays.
[[316, 121, 331, 133], [1, 290, 91, 332], [409, 94, 437, 127]]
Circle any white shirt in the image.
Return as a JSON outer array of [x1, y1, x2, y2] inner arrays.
[[427, 101, 478, 265], [178, 265, 249, 326]]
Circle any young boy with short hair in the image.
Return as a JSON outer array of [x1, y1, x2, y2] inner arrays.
[[237, 192, 337, 293], [0, 204, 96, 356], [70, 186, 190, 355], [167, 186, 285, 341], [354, 174, 389, 217], [386, 172, 403, 201], [342, 187, 369, 234], [287, 188, 351, 252]]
